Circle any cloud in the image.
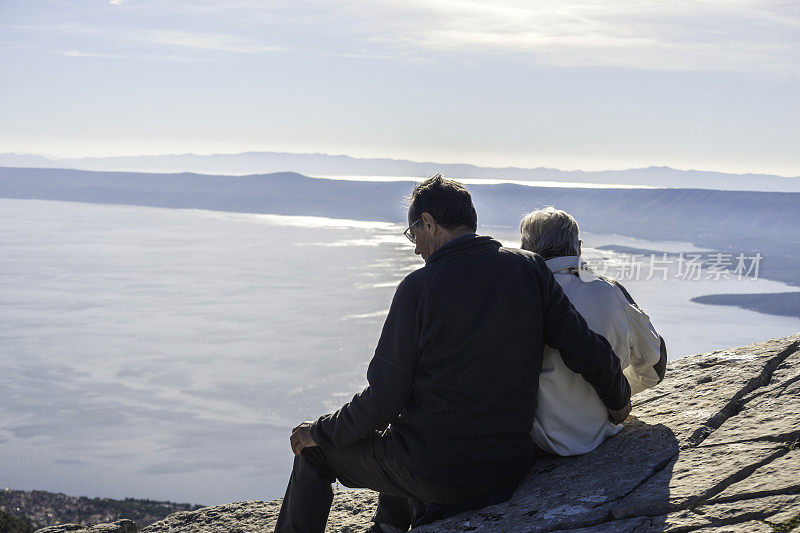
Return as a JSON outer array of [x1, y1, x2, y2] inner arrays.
[[109, 0, 124, 5], [327, 0, 800, 74], [14, 0, 800, 73], [0, 41, 29, 50], [50, 49, 199, 62], [142, 30, 281, 54], [52, 49, 119, 58], [28, 23, 282, 56]]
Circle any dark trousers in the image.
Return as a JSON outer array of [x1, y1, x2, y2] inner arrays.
[[274, 430, 505, 532]]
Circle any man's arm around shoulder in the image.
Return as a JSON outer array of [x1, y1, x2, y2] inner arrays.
[[531, 254, 632, 415], [610, 280, 668, 395]]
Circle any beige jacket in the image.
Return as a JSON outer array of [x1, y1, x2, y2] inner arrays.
[[531, 255, 665, 456]]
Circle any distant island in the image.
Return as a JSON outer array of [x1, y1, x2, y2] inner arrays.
[[691, 292, 800, 319]]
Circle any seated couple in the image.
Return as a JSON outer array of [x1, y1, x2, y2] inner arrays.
[[274, 175, 666, 532]]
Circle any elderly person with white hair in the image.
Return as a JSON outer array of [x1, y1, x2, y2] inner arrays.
[[520, 206, 667, 456]]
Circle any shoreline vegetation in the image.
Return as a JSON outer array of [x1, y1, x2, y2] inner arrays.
[[0, 489, 202, 531]]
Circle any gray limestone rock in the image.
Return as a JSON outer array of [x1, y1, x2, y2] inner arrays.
[[709, 447, 800, 500], [660, 494, 800, 531], [139, 500, 280, 533], [35, 332, 800, 533], [608, 441, 790, 519], [36, 520, 137, 533], [139, 491, 378, 533], [699, 356, 800, 447]]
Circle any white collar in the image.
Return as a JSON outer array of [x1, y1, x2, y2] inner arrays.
[[544, 255, 581, 274]]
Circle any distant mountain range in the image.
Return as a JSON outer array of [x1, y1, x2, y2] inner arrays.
[[1, 166, 797, 288], [1, 151, 798, 192]]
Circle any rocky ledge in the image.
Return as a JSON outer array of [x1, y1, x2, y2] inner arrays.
[[39, 333, 800, 532]]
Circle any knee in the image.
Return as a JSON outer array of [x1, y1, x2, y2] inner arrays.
[[293, 447, 335, 483], [299, 446, 325, 467]]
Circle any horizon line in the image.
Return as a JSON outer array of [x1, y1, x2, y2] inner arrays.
[[1, 149, 798, 179]]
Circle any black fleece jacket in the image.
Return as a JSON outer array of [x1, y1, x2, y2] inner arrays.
[[309, 234, 630, 486]]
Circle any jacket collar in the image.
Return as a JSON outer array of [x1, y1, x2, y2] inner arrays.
[[426, 234, 501, 264], [545, 255, 581, 275]]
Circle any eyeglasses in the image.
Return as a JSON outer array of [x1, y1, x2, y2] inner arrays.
[[404, 218, 421, 243]]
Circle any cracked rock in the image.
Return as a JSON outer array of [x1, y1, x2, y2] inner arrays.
[[709, 448, 800, 501], [609, 441, 790, 519], [700, 352, 800, 447]]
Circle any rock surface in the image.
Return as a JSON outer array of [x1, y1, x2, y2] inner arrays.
[[37, 333, 800, 532], [37, 520, 138, 533]]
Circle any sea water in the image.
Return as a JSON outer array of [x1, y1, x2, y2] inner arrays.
[[0, 198, 797, 505]]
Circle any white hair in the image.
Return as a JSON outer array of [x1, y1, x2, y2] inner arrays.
[[519, 206, 581, 258]]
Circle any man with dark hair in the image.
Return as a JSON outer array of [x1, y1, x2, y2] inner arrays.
[[275, 175, 631, 532], [406, 173, 478, 234]]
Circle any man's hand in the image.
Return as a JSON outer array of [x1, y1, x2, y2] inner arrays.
[[290, 421, 318, 456], [608, 401, 632, 425]]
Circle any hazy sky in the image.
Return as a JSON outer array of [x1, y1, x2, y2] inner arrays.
[[1, 0, 798, 175]]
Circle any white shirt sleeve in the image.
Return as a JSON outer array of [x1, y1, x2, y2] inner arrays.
[[613, 285, 665, 395]]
